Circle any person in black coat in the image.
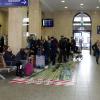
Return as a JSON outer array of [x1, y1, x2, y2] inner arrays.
[[16, 48, 27, 61], [92, 40, 99, 56], [50, 37, 57, 65], [43, 40, 50, 65], [3, 47, 16, 66], [71, 37, 76, 52], [92, 40, 100, 64], [0, 36, 4, 53], [66, 38, 71, 60], [58, 36, 67, 62]]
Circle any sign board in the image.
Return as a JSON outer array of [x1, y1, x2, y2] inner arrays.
[[0, 0, 28, 7]]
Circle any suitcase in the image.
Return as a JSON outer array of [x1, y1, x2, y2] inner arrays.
[[36, 55, 45, 68], [24, 63, 33, 76], [16, 61, 24, 77]]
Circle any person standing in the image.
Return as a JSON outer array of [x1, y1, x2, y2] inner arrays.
[[50, 37, 57, 65], [43, 39, 50, 65], [94, 40, 100, 64], [59, 36, 67, 63], [66, 38, 71, 60], [0, 36, 4, 53], [71, 37, 76, 53], [79, 38, 83, 50]]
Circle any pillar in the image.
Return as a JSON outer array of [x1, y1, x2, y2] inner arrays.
[[8, 7, 27, 54], [29, 0, 42, 38]]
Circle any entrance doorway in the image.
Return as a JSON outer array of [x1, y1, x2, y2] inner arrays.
[[74, 31, 90, 50], [73, 12, 92, 53]]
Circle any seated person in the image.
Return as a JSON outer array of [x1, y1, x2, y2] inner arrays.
[[16, 48, 28, 61], [16, 48, 29, 67], [3, 47, 16, 66]]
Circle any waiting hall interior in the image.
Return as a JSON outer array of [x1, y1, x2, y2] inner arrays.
[[0, 0, 100, 100]]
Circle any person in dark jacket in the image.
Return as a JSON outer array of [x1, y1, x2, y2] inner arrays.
[[43, 40, 50, 65], [3, 47, 16, 66], [92, 40, 99, 56], [93, 40, 100, 64], [58, 36, 67, 62], [16, 48, 27, 61], [0, 36, 4, 53], [71, 37, 76, 52], [50, 37, 57, 65], [66, 38, 71, 60]]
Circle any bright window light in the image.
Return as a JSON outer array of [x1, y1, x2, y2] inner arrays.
[[83, 17, 91, 22], [74, 17, 81, 22], [83, 23, 91, 26], [73, 23, 81, 26], [23, 18, 29, 23], [23, 23, 29, 26]]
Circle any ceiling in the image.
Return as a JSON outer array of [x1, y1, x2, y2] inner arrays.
[[0, 0, 100, 13], [40, 0, 100, 12]]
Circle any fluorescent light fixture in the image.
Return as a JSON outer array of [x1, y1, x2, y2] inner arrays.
[[23, 18, 29, 23], [80, 3, 84, 6], [61, 0, 65, 3], [23, 23, 29, 26], [64, 6, 68, 8], [96, 6, 99, 8]]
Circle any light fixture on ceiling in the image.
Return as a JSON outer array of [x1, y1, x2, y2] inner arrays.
[[80, 3, 84, 6], [96, 6, 99, 8], [61, 0, 65, 3], [64, 6, 68, 8]]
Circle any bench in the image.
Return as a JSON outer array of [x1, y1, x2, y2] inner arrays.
[[0, 53, 16, 79]]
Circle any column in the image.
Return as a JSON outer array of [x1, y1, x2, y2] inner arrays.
[[8, 7, 27, 54], [29, 0, 42, 38]]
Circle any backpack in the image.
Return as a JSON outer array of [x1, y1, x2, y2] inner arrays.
[[16, 61, 24, 77]]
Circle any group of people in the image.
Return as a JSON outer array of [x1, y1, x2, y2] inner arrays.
[[92, 40, 100, 64], [27, 36, 77, 65], [2, 36, 77, 66]]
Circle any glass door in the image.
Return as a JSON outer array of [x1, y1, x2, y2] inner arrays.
[[74, 31, 90, 50]]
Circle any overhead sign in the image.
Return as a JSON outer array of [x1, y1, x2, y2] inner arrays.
[[0, 0, 28, 7]]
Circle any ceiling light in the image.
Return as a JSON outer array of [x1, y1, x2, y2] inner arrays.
[[80, 3, 84, 6], [64, 6, 68, 8], [96, 6, 99, 8], [61, 0, 65, 3]]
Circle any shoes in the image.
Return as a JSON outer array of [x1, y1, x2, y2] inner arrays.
[[96, 62, 99, 64]]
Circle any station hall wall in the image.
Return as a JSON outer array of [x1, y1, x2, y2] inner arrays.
[[41, 10, 100, 44]]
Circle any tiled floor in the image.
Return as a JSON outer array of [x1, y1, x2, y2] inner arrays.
[[0, 50, 100, 100]]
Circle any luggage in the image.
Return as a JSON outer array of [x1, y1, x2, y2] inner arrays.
[[24, 63, 33, 76], [16, 61, 24, 77], [36, 55, 45, 68]]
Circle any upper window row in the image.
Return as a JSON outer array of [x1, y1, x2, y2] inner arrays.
[[74, 17, 91, 22]]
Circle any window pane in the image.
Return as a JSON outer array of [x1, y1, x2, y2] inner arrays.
[[74, 17, 81, 22], [83, 17, 91, 22], [73, 23, 81, 26]]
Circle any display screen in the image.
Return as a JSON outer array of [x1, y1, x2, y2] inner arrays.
[[42, 19, 54, 27]]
